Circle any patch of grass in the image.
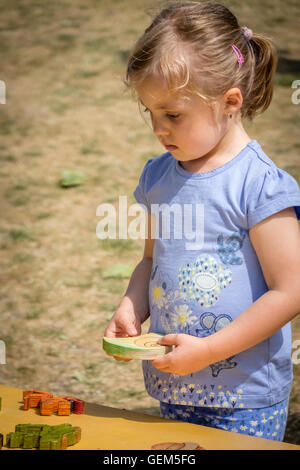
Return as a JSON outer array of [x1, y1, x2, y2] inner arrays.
[[46, 350, 60, 358], [102, 263, 134, 279], [17, 123, 32, 137], [75, 69, 101, 79], [22, 289, 45, 305], [99, 239, 136, 253], [72, 301, 85, 308], [53, 84, 78, 97], [39, 328, 65, 339], [64, 276, 94, 289], [0, 335, 13, 347], [24, 150, 43, 158], [13, 252, 35, 263], [98, 93, 119, 102], [270, 16, 286, 25], [51, 101, 70, 115], [36, 212, 53, 220], [9, 198, 29, 207], [59, 18, 82, 28], [11, 182, 28, 191], [53, 33, 76, 51], [26, 308, 45, 320], [105, 279, 128, 295], [80, 140, 103, 155], [0, 153, 16, 162], [16, 366, 36, 377], [0, 118, 16, 135], [27, 58, 45, 68], [110, 388, 146, 403], [87, 320, 102, 329], [275, 73, 300, 87], [84, 36, 115, 51], [9, 229, 35, 242], [101, 303, 117, 312], [283, 114, 300, 126], [85, 363, 100, 377]]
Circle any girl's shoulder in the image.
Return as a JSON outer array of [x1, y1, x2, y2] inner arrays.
[[245, 141, 300, 227], [245, 140, 298, 189], [246, 140, 277, 174], [137, 151, 174, 189], [141, 151, 173, 172]]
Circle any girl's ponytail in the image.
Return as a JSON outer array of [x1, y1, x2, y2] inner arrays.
[[243, 34, 278, 120]]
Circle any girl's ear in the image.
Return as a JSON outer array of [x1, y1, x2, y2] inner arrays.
[[223, 87, 243, 115]]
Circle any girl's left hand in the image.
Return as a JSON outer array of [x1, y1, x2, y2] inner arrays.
[[151, 333, 213, 376]]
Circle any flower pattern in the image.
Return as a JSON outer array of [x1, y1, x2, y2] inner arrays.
[[178, 255, 232, 307], [149, 261, 238, 378], [152, 285, 166, 309], [217, 229, 246, 265], [160, 398, 289, 442], [168, 305, 198, 333]]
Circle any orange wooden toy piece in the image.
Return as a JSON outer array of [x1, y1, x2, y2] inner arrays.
[[62, 396, 85, 414], [40, 397, 71, 416], [22, 390, 84, 416], [23, 390, 53, 410]]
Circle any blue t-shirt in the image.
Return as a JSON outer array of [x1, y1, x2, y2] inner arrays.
[[133, 139, 300, 409]]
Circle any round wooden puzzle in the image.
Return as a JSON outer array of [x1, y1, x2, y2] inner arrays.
[[103, 333, 172, 359]]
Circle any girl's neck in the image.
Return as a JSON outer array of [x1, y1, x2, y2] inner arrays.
[[179, 120, 252, 174]]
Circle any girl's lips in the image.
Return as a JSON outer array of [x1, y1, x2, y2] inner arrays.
[[165, 144, 178, 151]]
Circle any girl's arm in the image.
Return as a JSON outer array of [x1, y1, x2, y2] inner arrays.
[[152, 207, 300, 375], [104, 213, 154, 359]]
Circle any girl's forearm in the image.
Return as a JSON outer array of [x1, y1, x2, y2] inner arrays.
[[119, 256, 153, 324], [205, 289, 300, 364]]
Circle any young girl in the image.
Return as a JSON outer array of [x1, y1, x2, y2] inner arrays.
[[104, 2, 300, 441]]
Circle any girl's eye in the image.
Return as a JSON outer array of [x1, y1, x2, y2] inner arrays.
[[142, 106, 179, 120], [166, 113, 179, 119]]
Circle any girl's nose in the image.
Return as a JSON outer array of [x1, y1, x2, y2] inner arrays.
[[152, 117, 170, 136]]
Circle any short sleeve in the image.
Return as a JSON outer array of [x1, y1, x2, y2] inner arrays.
[[247, 167, 300, 228], [133, 159, 153, 213]]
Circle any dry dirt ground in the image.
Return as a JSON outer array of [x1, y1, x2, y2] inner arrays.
[[0, 0, 299, 445]]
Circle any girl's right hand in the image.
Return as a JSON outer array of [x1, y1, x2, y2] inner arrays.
[[103, 308, 142, 362]]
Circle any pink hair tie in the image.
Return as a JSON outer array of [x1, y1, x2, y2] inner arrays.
[[231, 44, 244, 68]]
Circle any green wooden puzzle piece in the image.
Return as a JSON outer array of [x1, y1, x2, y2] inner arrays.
[[6, 423, 81, 450]]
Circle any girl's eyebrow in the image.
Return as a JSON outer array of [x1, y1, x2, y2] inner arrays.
[[139, 98, 186, 110]]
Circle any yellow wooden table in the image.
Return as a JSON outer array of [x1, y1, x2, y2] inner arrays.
[[0, 385, 299, 450]]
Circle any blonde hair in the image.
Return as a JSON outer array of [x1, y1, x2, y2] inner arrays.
[[125, 1, 278, 120]]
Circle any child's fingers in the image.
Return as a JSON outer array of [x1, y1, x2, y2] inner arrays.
[[105, 351, 132, 362], [113, 356, 132, 362], [151, 349, 174, 370], [103, 323, 138, 338], [158, 333, 179, 346]]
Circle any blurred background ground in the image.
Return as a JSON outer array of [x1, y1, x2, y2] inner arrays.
[[0, 0, 299, 445]]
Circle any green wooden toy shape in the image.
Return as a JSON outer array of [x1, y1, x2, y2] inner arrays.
[[6, 423, 81, 450]]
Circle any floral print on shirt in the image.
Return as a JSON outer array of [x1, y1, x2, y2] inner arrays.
[[149, 259, 237, 379]]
